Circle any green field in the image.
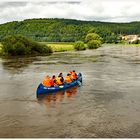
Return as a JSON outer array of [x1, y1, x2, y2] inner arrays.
[[41, 42, 75, 52]]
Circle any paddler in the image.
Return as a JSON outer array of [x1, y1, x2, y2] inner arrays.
[[71, 70, 78, 80], [56, 72, 64, 86], [42, 75, 52, 87], [65, 73, 73, 84], [50, 75, 57, 87]]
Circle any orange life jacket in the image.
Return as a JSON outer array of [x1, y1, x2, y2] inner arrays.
[[50, 78, 55, 87], [56, 77, 63, 85], [42, 77, 52, 87], [65, 75, 72, 83], [71, 72, 78, 80]]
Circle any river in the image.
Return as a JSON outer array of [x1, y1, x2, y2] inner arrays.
[[0, 45, 140, 138]]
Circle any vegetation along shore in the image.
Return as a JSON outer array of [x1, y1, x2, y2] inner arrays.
[[1, 18, 140, 56]]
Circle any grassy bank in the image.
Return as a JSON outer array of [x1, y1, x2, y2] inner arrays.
[[103, 43, 140, 47], [1, 42, 140, 56], [41, 42, 75, 52], [0, 42, 74, 54], [0, 42, 75, 55], [42, 42, 140, 52]]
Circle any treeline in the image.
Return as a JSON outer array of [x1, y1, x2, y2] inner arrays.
[[0, 18, 140, 43]]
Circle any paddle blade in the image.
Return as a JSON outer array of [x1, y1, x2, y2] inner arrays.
[[77, 81, 82, 86]]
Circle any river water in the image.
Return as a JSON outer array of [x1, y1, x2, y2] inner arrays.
[[0, 45, 140, 138]]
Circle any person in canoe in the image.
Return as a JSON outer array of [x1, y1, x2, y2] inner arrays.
[[71, 70, 78, 80], [42, 75, 57, 87], [42, 75, 52, 87], [50, 75, 57, 87], [65, 73, 73, 84], [42, 71, 78, 87], [56, 72, 64, 86]]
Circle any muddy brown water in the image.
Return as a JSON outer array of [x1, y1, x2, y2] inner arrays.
[[0, 45, 140, 138]]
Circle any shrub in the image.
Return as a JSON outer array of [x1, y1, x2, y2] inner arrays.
[[74, 41, 86, 51], [13, 42, 28, 55], [1, 35, 52, 56], [87, 40, 102, 49], [85, 33, 102, 43]]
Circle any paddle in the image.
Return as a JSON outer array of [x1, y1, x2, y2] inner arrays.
[[77, 81, 82, 86]]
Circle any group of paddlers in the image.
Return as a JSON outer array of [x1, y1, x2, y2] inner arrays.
[[42, 70, 78, 87]]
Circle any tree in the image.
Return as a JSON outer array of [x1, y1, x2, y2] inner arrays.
[[85, 33, 103, 43], [85, 33, 103, 49], [88, 28, 97, 34], [87, 40, 102, 49], [1, 35, 52, 56], [74, 41, 86, 51]]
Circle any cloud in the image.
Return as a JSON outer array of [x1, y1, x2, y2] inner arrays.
[[0, 0, 140, 24]]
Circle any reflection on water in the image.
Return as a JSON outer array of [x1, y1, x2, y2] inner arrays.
[[1, 56, 41, 74], [37, 86, 78, 106], [1, 52, 98, 74]]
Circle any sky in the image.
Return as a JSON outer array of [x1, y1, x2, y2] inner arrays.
[[0, 0, 140, 24]]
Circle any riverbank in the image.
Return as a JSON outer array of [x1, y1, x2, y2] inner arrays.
[[41, 42, 75, 52], [1, 42, 140, 56], [104, 43, 140, 47], [0, 42, 75, 54]]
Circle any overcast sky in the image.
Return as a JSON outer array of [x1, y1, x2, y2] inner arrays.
[[0, 0, 140, 24]]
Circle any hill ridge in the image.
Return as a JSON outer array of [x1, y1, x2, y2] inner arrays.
[[0, 18, 140, 42]]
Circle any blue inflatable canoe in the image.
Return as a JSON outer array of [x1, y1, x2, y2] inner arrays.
[[36, 73, 82, 95]]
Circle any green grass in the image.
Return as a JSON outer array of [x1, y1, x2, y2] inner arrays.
[[103, 43, 140, 47], [41, 42, 75, 52], [126, 44, 140, 46], [44, 42, 74, 45]]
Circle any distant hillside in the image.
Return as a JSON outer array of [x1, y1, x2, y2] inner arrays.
[[0, 18, 140, 43]]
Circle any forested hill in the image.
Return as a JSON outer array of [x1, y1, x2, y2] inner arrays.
[[0, 18, 140, 43]]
